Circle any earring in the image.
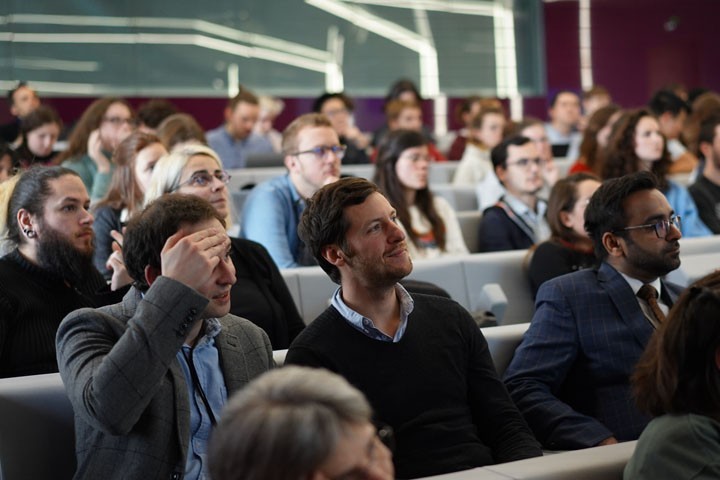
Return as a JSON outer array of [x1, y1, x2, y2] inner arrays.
[[23, 228, 36, 239]]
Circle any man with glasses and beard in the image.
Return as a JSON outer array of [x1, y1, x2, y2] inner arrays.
[[504, 171, 685, 450], [0, 166, 126, 378]]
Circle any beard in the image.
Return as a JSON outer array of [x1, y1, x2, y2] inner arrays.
[[343, 245, 413, 290], [36, 226, 96, 287], [624, 235, 681, 279]]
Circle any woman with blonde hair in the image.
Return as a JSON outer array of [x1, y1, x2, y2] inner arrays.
[[144, 143, 304, 348]]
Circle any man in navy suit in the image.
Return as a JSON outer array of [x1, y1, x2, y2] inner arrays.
[[504, 171, 684, 450]]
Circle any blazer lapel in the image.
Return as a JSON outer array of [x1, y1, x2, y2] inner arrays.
[[215, 319, 251, 393], [598, 263, 653, 348]]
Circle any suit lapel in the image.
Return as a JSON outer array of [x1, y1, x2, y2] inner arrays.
[[215, 319, 250, 393], [598, 263, 653, 348]]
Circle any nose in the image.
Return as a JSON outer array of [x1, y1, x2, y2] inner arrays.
[[388, 220, 405, 243], [81, 208, 94, 226], [211, 175, 227, 192], [667, 221, 682, 241], [219, 256, 237, 286]]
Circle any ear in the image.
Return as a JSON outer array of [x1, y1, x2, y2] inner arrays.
[[321, 244, 347, 268], [699, 141, 713, 162], [144, 265, 161, 287], [495, 165, 507, 185], [223, 106, 233, 123], [601, 231, 625, 258], [17, 209, 36, 237], [284, 153, 297, 171], [559, 210, 574, 229]]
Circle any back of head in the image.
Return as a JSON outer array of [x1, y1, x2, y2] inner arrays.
[[2, 166, 80, 250], [648, 89, 689, 117], [299, 177, 379, 284], [547, 172, 600, 242], [584, 171, 658, 261], [633, 270, 720, 418], [123, 193, 224, 291], [136, 99, 179, 130], [281, 113, 332, 155], [156, 113, 207, 151]]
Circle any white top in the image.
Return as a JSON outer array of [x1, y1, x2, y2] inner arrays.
[[452, 144, 493, 186], [399, 196, 469, 260]]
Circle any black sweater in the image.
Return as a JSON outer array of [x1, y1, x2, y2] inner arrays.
[[0, 249, 123, 378], [287, 294, 541, 479]]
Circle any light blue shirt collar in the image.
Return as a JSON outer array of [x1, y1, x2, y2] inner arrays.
[[331, 284, 414, 343]]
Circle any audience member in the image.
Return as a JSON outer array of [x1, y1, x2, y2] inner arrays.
[[287, 177, 542, 478], [208, 366, 394, 480], [602, 108, 712, 237], [0, 167, 125, 378], [241, 113, 342, 268], [545, 90, 582, 159], [374, 130, 468, 258], [313, 92, 370, 164], [526, 173, 600, 297], [684, 91, 720, 157], [452, 106, 506, 185], [92, 131, 167, 280], [14, 104, 63, 167], [206, 86, 273, 169], [446, 95, 483, 160], [146, 144, 305, 348], [648, 89, 697, 173], [580, 85, 612, 130], [505, 171, 684, 449], [383, 100, 445, 161], [0, 143, 18, 183], [136, 98, 179, 134], [253, 95, 284, 153], [624, 271, 720, 479], [478, 136, 550, 252], [156, 112, 207, 151], [58, 97, 135, 201], [56, 194, 273, 480], [569, 104, 622, 175], [372, 78, 433, 147], [689, 115, 720, 233], [0, 82, 40, 145]]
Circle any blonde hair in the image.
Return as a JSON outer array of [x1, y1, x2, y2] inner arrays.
[[144, 144, 233, 228], [0, 175, 21, 256]]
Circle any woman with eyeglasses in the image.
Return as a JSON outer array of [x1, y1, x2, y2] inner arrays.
[[602, 108, 711, 237], [91, 131, 168, 281], [143, 143, 305, 348], [374, 129, 469, 259], [14, 104, 63, 168], [58, 97, 135, 202], [624, 270, 720, 479], [526, 173, 601, 298]]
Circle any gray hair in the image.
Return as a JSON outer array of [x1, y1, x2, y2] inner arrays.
[[208, 366, 372, 480]]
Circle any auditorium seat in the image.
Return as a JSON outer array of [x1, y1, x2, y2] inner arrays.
[[455, 210, 482, 253], [431, 184, 479, 211], [480, 323, 529, 376]]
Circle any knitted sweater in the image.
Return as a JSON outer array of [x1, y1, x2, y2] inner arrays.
[[286, 294, 542, 479], [0, 249, 121, 378]]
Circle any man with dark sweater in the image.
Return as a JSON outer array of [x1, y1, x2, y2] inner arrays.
[[286, 177, 542, 479], [0, 167, 125, 378]]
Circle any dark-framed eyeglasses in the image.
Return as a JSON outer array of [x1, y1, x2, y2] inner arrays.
[[292, 144, 346, 160], [103, 116, 136, 127], [613, 215, 682, 239], [172, 170, 231, 191]]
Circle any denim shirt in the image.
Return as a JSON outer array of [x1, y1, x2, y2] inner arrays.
[[664, 180, 712, 238], [206, 125, 273, 169], [241, 174, 315, 268], [176, 318, 227, 480], [331, 284, 414, 342]]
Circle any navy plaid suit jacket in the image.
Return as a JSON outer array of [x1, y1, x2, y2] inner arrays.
[[504, 261, 684, 450]]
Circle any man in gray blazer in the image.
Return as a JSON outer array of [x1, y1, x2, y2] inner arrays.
[[56, 194, 273, 480]]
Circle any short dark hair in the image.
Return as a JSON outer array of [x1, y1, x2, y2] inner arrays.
[[312, 92, 354, 114], [298, 177, 379, 284], [584, 171, 658, 261], [136, 99, 179, 129], [549, 89, 579, 108], [6, 166, 80, 248], [20, 104, 62, 136], [632, 270, 720, 418], [547, 172, 600, 243], [7, 81, 28, 105], [648, 89, 690, 117], [490, 135, 532, 170], [228, 85, 259, 111], [123, 194, 225, 291], [698, 115, 720, 160]]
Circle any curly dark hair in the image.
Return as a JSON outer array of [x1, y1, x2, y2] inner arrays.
[[373, 129, 446, 251], [601, 108, 670, 191]]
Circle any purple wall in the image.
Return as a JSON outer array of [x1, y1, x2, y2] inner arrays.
[[4, 1, 719, 131]]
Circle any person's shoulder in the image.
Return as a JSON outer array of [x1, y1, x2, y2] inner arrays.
[[221, 314, 268, 338], [205, 125, 226, 140], [536, 266, 599, 297]]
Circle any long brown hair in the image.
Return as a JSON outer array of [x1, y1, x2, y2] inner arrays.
[[56, 97, 133, 163], [373, 129, 446, 250], [93, 131, 162, 213], [633, 270, 720, 419], [578, 104, 621, 174]]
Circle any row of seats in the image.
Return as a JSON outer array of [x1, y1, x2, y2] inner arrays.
[[281, 234, 720, 327]]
